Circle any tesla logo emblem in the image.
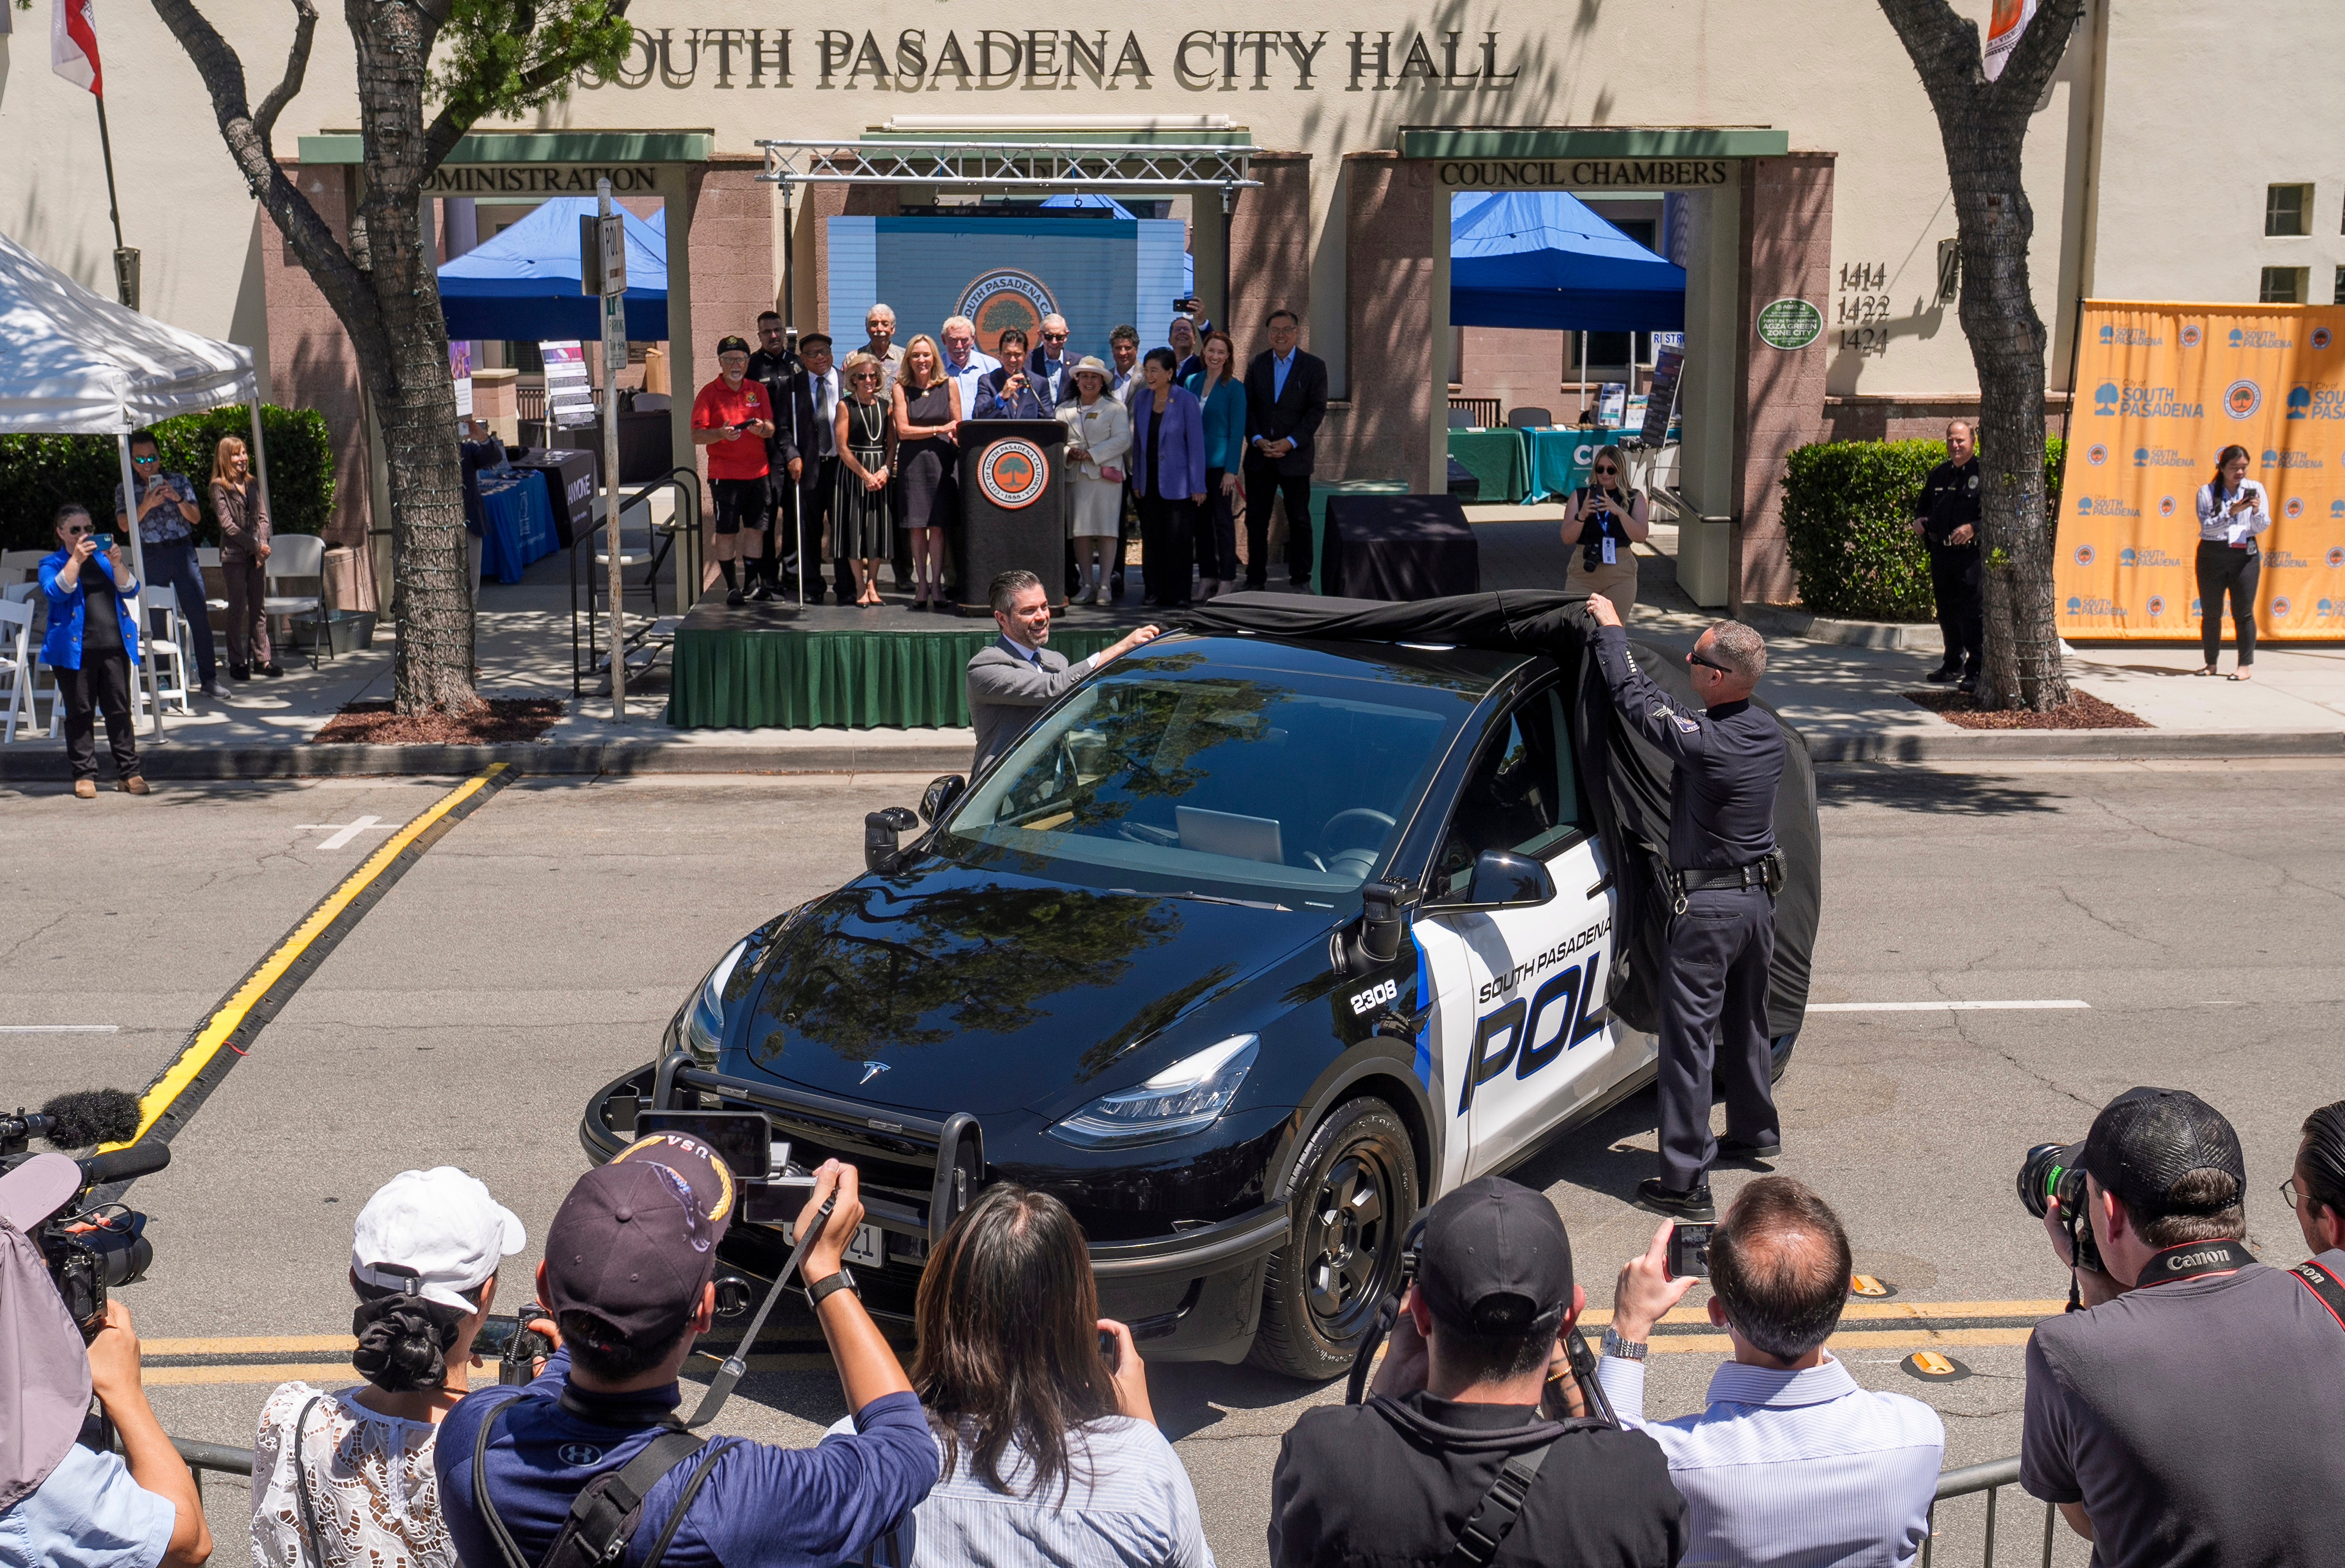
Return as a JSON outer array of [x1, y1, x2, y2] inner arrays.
[[558, 1444, 603, 1465], [860, 1061, 891, 1085]]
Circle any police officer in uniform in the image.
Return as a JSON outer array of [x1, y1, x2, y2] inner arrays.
[[1910, 419, 1983, 689], [1586, 596, 1787, 1220], [746, 311, 800, 600]]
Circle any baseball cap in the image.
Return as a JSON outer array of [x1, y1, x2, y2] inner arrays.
[[0, 1151, 82, 1232], [2083, 1087, 2248, 1219], [351, 1167, 526, 1313], [541, 1135, 737, 1351], [1414, 1176, 1574, 1337], [716, 335, 752, 357]]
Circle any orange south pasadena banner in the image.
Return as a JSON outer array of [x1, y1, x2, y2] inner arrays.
[[2060, 302, 2345, 641]]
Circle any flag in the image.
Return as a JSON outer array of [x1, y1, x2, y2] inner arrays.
[[1982, 0, 2036, 81], [53, 0, 102, 95]]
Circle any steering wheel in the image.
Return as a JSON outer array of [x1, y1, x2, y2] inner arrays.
[[1317, 809, 1396, 881]]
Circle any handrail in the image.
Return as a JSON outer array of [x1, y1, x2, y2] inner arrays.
[[1922, 1454, 2056, 1568], [572, 466, 700, 696]]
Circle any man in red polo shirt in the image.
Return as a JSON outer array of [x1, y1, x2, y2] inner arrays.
[[692, 334, 776, 605]]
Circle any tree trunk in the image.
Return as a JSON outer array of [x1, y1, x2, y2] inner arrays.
[[1878, 0, 2083, 711], [351, 0, 478, 713]]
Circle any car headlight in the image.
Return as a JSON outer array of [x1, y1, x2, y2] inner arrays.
[[1047, 1034, 1260, 1149], [682, 938, 752, 1065]]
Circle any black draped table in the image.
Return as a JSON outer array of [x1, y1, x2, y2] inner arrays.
[[1321, 494, 1480, 601]]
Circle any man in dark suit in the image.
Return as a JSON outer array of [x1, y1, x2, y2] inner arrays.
[[775, 334, 848, 605], [1242, 309, 1329, 591], [745, 311, 798, 598]]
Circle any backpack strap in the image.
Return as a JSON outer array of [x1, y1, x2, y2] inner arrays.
[[565, 1428, 709, 1568], [471, 1394, 538, 1568], [633, 1439, 732, 1568], [1441, 1440, 1557, 1568], [2291, 1256, 2345, 1335]]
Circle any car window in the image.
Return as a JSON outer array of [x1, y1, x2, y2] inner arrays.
[[1432, 687, 1582, 895], [944, 664, 1469, 898]]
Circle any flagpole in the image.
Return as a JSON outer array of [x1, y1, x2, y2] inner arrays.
[[92, 94, 125, 255]]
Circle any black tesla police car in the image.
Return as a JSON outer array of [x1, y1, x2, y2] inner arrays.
[[581, 594, 1819, 1379]]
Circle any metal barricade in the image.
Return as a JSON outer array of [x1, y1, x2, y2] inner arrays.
[[1922, 1457, 2059, 1568]]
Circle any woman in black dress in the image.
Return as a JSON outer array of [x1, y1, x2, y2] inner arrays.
[[834, 354, 894, 608], [891, 334, 962, 610]]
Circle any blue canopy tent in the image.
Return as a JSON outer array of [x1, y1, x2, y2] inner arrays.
[[438, 197, 669, 340], [1449, 192, 1684, 333]]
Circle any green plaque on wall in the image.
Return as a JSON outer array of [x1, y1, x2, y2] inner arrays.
[[1755, 297, 1824, 350]]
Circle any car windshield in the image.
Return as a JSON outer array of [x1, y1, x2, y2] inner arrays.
[[942, 649, 1477, 897]]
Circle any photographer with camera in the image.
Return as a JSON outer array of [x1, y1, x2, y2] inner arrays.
[[251, 1167, 530, 1568], [1269, 1177, 1685, 1568], [436, 1134, 936, 1568], [2019, 1087, 2345, 1566], [0, 1152, 209, 1568], [1598, 1178, 1943, 1567], [2286, 1099, 2345, 1256]]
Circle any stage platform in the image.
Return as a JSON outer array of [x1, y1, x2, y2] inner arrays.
[[665, 592, 1157, 730]]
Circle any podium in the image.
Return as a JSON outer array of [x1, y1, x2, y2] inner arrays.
[[952, 419, 1067, 612]]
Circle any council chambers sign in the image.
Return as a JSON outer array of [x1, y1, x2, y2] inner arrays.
[[578, 23, 1525, 93]]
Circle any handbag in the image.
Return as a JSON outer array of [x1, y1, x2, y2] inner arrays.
[[1099, 465, 1124, 483]]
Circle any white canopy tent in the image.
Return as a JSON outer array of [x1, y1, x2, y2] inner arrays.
[[0, 227, 277, 734]]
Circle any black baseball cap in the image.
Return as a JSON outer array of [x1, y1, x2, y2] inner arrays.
[[2083, 1087, 2247, 1219], [542, 1135, 737, 1350], [716, 335, 752, 357], [1415, 1176, 1574, 1336]]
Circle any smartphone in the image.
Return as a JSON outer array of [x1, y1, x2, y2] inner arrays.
[[632, 1109, 772, 1182], [1668, 1222, 1713, 1280], [1098, 1328, 1119, 1364], [88, 533, 113, 551]]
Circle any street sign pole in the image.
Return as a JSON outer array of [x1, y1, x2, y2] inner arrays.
[[595, 179, 628, 721]]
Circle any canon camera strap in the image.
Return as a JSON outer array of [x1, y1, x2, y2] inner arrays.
[[2289, 1256, 2345, 1335], [2134, 1237, 2256, 1287]]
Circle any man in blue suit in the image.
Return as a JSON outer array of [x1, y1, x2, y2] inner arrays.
[[1242, 309, 1329, 591]]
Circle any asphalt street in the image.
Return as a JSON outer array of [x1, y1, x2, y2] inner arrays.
[[8, 758, 2344, 1567]]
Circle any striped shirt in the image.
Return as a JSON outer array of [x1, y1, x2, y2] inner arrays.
[[828, 1412, 1215, 1568], [1599, 1351, 1943, 1568]]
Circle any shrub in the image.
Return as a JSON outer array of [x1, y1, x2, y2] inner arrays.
[[1782, 435, 2068, 621], [0, 405, 335, 552]]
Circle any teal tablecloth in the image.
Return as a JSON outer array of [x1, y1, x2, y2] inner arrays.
[[1523, 426, 1682, 501], [1445, 430, 1530, 504]]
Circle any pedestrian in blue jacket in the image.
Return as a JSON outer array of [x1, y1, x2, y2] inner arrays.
[[39, 502, 147, 800]]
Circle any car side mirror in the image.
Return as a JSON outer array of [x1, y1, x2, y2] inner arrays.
[[864, 806, 921, 873], [1462, 850, 1555, 910], [1347, 879, 1408, 974], [919, 773, 967, 825]]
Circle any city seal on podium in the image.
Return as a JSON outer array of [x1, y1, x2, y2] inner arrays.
[[960, 269, 1057, 358], [978, 438, 1050, 510]]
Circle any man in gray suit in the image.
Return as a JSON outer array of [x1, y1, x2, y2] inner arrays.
[[967, 570, 1160, 775]]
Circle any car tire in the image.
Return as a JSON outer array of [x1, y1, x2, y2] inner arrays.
[[1248, 1097, 1420, 1382]]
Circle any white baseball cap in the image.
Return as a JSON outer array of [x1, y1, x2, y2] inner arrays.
[[350, 1167, 526, 1312]]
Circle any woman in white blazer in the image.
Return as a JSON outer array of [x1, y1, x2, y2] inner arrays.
[[1060, 357, 1132, 605]]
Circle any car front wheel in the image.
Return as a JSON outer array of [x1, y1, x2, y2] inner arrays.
[[1248, 1097, 1420, 1381]]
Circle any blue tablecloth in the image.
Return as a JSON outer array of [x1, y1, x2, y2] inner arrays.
[[478, 474, 559, 584]]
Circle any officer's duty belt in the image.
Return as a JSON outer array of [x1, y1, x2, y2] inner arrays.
[[1666, 851, 1785, 911]]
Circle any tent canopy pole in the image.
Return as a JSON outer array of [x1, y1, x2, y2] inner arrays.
[[114, 433, 164, 737]]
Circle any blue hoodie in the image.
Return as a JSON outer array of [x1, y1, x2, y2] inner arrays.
[[38, 547, 142, 671]]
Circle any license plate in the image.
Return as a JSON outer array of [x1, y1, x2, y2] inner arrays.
[[783, 1219, 885, 1269]]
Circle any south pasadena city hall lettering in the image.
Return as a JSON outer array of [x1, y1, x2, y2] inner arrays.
[[577, 23, 1522, 93]]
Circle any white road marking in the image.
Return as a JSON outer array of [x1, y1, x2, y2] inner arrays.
[[0, 1025, 121, 1033], [1810, 1000, 2090, 1012], [292, 815, 387, 850]]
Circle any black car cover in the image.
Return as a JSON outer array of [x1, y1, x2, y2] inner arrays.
[[1178, 591, 1819, 1040]]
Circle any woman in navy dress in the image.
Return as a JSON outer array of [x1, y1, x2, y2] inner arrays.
[[891, 334, 962, 610]]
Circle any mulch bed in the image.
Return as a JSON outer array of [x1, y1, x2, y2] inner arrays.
[[1903, 688, 2151, 730], [309, 699, 565, 745]]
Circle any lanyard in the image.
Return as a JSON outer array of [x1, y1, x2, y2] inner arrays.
[[2136, 1237, 2255, 1287]]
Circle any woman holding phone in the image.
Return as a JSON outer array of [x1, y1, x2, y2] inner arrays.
[[38, 502, 144, 799], [2195, 444, 2269, 679], [1559, 444, 1650, 614]]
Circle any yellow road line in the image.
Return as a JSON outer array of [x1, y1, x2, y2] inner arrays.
[[1579, 1299, 2065, 1330], [145, 1335, 357, 1357], [108, 766, 508, 1149], [146, 1353, 848, 1389]]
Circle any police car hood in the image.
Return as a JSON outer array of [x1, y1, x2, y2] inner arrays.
[[1182, 591, 1820, 1039], [732, 860, 1325, 1115]]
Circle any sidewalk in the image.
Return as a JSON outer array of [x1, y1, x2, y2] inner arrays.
[[5, 511, 2340, 780]]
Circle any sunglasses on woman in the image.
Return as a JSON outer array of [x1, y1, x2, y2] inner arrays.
[[1593, 464, 1617, 476]]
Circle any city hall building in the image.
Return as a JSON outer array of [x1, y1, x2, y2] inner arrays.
[[4, 0, 2339, 605]]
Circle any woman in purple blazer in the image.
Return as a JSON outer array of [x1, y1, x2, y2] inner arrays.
[[1126, 347, 1208, 609]]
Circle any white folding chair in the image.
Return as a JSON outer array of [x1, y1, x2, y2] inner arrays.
[[0, 597, 45, 743], [135, 585, 194, 715], [263, 533, 329, 668], [0, 549, 49, 591]]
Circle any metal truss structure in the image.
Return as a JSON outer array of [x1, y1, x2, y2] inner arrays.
[[756, 139, 1259, 191]]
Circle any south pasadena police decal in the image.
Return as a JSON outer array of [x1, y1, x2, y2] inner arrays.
[[978, 439, 1050, 509]]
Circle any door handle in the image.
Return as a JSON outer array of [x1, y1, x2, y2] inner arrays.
[[1586, 873, 1615, 899]]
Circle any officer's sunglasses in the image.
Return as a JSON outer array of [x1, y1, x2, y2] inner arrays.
[[1686, 648, 1733, 675]]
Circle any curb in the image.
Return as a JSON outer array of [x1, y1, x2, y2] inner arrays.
[[0, 739, 978, 781], [1805, 727, 2345, 763], [1742, 605, 1942, 653]]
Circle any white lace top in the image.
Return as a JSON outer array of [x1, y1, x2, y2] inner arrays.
[[249, 1381, 455, 1568]]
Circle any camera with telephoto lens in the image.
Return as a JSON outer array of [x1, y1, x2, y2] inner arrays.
[[2018, 1140, 2104, 1276], [1, 1089, 163, 1340]]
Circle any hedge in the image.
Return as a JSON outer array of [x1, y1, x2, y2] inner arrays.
[[1781, 435, 2066, 621], [0, 405, 336, 553]]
